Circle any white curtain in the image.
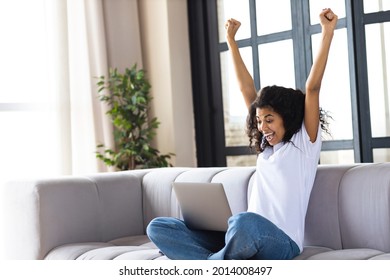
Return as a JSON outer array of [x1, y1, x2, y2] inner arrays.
[[46, 0, 114, 175]]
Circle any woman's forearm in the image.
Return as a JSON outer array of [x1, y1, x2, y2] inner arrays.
[[227, 38, 257, 108]]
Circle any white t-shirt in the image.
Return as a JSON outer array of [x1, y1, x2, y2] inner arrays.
[[247, 122, 322, 252]]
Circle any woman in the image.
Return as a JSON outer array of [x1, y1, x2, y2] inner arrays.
[[147, 8, 338, 260]]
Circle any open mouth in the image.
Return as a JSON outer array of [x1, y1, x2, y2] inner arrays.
[[263, 132, 275, 142]]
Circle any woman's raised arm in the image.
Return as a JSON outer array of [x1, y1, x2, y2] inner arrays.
[[225, 18, 257, 110], [305, 8, 338, 142]]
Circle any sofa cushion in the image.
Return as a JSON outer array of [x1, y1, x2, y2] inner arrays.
[[293, 246, 333, 259], [304, 165, 355, 250], [339, 164, 390, 252], [45, 235, 390, 260], [306, 248, 386, 260], [142, 168, 191, 228], [45, 235, 167, 260]]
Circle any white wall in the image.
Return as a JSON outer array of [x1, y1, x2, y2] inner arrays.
[[103, 0, 197, 167]]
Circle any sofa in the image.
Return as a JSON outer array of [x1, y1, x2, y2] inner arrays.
[[3, 163, 390, 260]]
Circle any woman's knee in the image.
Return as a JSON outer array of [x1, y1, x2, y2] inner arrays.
[[146, 217, 184, 239], [147, 217, 172, 237], [228, 212, 264, 227], [227, 212, 275, 236]]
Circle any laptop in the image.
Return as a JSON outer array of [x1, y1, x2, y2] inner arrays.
[[172, 182, 232, 232]]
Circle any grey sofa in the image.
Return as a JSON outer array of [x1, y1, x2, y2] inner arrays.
[[3, 163, 390, 260]]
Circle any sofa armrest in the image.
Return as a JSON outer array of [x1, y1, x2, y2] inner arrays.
[[2, 172, 144, 259]]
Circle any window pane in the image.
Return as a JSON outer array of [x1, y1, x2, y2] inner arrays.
[[221, 47, 253, 146], [309, 0, 346, 25], [0, 0, 49, 103], [258, 39, 295, 88], [373, 148, 390, 162], [364, 0, 390, 13], [320, 150, 355, 164], [366, 23, 390, 137], [256, 0, 292, 35], [0, 111, 60, 182], [227, 155, 257, 167], [217, 0, 250, 42], [312, 29, 353, 140]]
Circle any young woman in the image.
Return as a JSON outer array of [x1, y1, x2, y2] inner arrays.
[[146, 8, 338, 260]]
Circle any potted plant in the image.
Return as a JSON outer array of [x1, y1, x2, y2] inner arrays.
[[96, 64, 173, 170]]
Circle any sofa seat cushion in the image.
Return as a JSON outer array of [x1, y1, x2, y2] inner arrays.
[[294, 246, 333, 259], [306, 248, 389, 260], [44, 235, 167, 260], [45, 237, 390, 260], [290, 246, 390, 260], [369, 253, 390, 260]]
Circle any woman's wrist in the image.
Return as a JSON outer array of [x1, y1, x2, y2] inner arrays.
[[321, 29, 334, 42], [226, 37, 237, 49]]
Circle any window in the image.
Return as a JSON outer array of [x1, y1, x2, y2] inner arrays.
[[188, 0, 390, 166], [352, 0, 390, 162], [0, 1, 62, 182]]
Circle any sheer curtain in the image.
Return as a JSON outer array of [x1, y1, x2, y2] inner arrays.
[[47, 0, 114, 175], [0, 0, 114, 258]]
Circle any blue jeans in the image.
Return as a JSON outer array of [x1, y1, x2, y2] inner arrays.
[[146, 212, 300, 260]]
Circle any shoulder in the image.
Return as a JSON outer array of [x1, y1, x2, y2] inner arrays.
[[290, 122, 322, 156]]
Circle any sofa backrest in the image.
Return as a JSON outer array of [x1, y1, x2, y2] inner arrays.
[[304, 164, 356, 249], [304, 163, 390, 252], [3, 171, 148, 259], [338, 163, 390, 252]]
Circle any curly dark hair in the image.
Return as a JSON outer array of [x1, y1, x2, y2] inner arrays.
[[246, 85, 330, 153]]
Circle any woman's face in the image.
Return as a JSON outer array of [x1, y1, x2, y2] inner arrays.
[[256, 107, 285, 146]]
